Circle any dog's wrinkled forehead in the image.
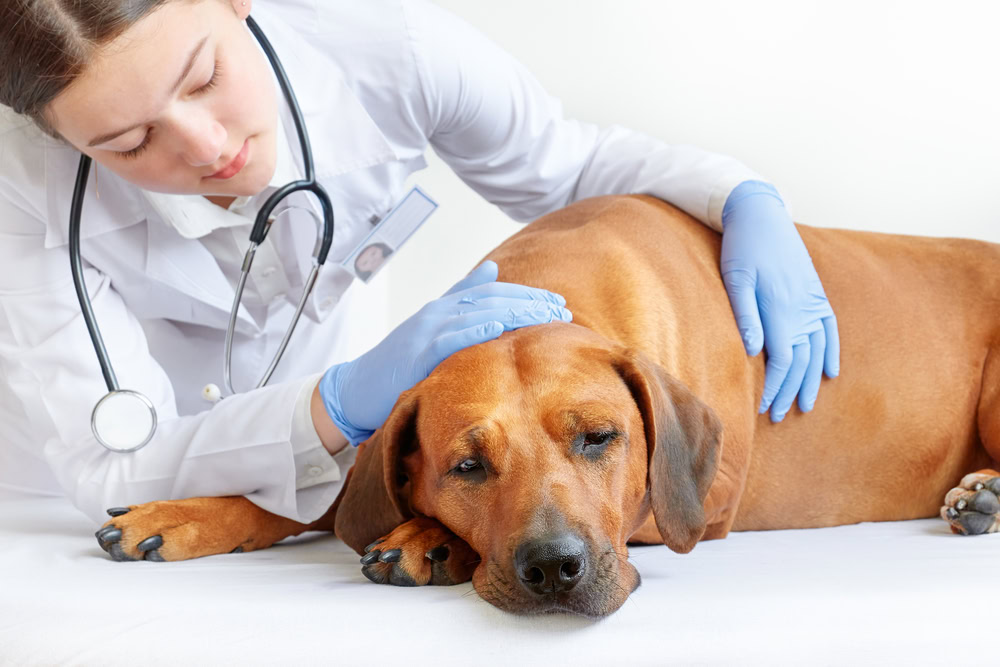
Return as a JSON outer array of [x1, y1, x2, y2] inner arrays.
[[418, 322, 624, 404], [411, 322, 637, 459]]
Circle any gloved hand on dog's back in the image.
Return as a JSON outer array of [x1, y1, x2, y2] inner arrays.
[[721, 180, 840, 423], [318, 260, 572, 445]]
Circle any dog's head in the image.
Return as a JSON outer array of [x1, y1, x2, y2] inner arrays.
[[335, 322, 721, 617]]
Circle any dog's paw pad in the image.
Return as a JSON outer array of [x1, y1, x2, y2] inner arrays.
[[941, 474, 1000, 536], [360, 517, 479, 587]]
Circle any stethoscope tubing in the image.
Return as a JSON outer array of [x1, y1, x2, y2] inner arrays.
[[244, 16, 333, 264], [69, 153, 118, 393]]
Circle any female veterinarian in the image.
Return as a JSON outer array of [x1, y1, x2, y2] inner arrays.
[[0, 0, 839, 528]]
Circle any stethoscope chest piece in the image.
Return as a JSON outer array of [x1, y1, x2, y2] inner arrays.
[[92, 390, 158, 453]]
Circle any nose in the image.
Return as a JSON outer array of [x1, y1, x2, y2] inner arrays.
[[514, 533, 587, 595], [173, 114, 227, 167]]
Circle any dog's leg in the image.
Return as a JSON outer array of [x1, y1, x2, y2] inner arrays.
[[940, 470, 1000, 535], [978, 346, 1000, 467], [942, 348, 1000, 534], [358, 516, 479, 586], [94, 496, 336, 562]]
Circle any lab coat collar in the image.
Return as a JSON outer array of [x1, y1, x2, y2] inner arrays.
[[41, 7, 398, 249]]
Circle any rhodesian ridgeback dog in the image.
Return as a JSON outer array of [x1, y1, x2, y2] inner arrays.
[[95, 195, 1000, 617]]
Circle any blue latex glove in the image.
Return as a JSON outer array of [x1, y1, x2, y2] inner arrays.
[[319, 260, 573, 444], [721, 180, 840, 422]]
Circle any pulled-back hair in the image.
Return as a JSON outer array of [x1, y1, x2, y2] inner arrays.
[[0, 0, 176, 138]]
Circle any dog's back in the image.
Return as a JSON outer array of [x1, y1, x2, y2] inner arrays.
[[488, 195, 1000, 531]]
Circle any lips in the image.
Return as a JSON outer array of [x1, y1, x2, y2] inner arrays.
[[207, 138, 249, 179]]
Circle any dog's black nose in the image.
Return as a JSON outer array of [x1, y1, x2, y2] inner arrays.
[[515, 534, 587, 595]]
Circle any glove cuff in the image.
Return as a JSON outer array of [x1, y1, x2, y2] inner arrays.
[[318, 362, 375, 447], [722, 180, 786, 229]]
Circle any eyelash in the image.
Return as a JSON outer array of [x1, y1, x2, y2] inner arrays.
[[198, 61, 223, 95], [117, 61, 223, 160]]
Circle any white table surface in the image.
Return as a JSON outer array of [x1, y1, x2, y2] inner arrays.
[[1, 494, 996, 666]]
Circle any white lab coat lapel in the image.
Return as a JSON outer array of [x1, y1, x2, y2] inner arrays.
[[143, 220, 262, 335]]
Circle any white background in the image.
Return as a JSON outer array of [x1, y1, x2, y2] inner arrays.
[[371, 0, 999, 328]]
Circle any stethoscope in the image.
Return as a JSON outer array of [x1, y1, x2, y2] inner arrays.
[[69, 16, 334, 453]]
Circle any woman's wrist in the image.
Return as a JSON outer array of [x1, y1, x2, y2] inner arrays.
[[310, 383, 349, 456]]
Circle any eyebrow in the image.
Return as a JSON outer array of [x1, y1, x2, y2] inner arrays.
[[87, 34, 210, 147]]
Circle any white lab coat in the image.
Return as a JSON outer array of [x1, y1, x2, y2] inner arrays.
[[0, 0, 763, 525]]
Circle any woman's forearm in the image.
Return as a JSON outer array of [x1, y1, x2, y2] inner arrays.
[[311, 383, 349, 456]]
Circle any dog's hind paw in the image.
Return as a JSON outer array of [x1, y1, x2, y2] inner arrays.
[[940, 471, 1000, 535], [360, 517, 479, 586]]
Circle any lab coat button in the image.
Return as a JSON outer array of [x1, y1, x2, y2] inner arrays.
[[308, 465, 324, 476]]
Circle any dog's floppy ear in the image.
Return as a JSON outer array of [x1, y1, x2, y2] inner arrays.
[[333, 392, 418, 555], [615, 350, 722, 554]]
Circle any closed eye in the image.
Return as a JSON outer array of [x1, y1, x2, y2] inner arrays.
[[193, 61, 222, 95], [118, 133, 152, 160], [116, 61, 221, 161]]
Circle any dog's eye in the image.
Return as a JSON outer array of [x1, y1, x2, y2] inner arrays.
[[583, 431, 615, 447], [455, 458, 481, 473]]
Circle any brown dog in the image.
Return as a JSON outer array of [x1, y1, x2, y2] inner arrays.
[[95, 196, 1000, 617]]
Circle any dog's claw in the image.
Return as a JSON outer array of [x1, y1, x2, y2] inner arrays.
[[108, 542, 136, 562], [137, 535, 163, 552], [378, 549, 402, 563], [364, 539, 384, 553], [106, 507, 131, 517], [426, 545, 449, 562], [956, 499, 968, 510], [358, 518, 477, 587], [231, 546, 243, 554], [95, 525, 120, 541], [95, 526, 122, 550], [145, 549, 165, 562]]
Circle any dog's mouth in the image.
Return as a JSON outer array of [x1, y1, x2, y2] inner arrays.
[[473, 547, 640, 618]]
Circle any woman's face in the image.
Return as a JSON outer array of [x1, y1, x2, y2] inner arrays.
[[45, 0, 278, 198]]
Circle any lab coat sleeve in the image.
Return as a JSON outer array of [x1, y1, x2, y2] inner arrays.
[[404, 0, 766, 232], [0, 193, 349, 525]]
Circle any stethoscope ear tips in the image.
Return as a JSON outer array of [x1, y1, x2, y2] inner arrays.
[[202, 383, 223, 403]]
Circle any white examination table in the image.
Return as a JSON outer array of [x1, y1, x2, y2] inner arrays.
[[1, 492, 996, 666]]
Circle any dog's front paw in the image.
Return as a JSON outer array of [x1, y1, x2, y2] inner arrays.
[[94, 498, 256, 562], [360, 517, 479, 586], [941, 471, 1000, 535]]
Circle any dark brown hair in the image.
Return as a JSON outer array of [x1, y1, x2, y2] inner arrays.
[[0, 0, 178, 138]]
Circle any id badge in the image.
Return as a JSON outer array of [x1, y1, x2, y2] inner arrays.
[[342, 186, 438, 283]]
